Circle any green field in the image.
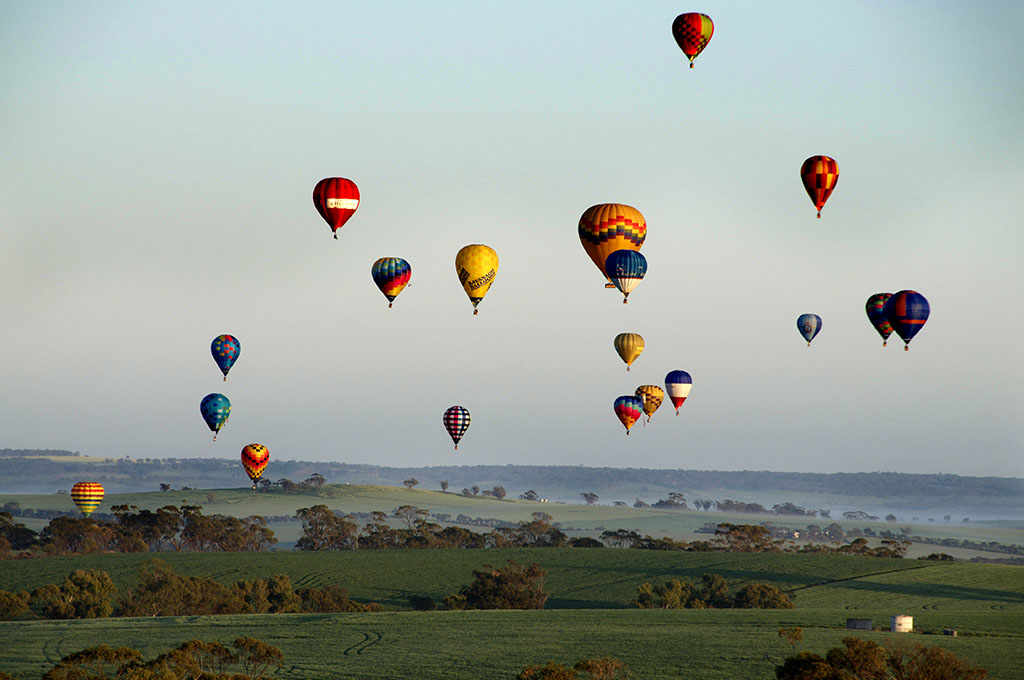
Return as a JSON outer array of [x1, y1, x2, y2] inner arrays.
[[1, 549, 1022, 679]]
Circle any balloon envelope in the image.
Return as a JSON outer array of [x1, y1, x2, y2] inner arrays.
[[200, 393, 231, 439], [455, 245, 499, 314], [604, 250, 647, 302], [614, 332, 645, 371], [883, 290, 930, 350], [71, 482, 104, 517], [635, 384, 664, 421], [664, 370, 692, 414], [371, 257, 412, 308], [614, 395, 644, 434], [211, 334, 240, 380], [443, 405, 471, 449], [671, 13, 714, 68], [865, 293, 894, 346], [797, 314, 823, 346], [800, 156, 839, 218], [313, 177, 360, 238], [241, 444, 270, 485], [578, 204, 646, 287]]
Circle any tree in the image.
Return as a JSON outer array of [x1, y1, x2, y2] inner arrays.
[[42, 644, 143, 680], [31, 569, 116, 619], [886, 513, 898, 522], [471, 485, 480, 496], [0, 590, 29, 620], [520, 489, 539, 501], [733, 583, 794, 609], [714, 524, 780, 552], [393, 504, 428, 531], [305, 472, 326, 488], [295, 505, 358, 550], [440, 480, 449, 492], [778, 626, 803, 654], [777, 637, 988, 680], [159, 483, 171, 492], [580, 492, 599, 505], [444, 560, 549, 610], [403, 478, 419, 489], [492, 486, 507, 500], [701, 573, 732, 608]]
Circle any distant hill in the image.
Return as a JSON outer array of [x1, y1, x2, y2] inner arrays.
[[1, 450, 1021, 518]]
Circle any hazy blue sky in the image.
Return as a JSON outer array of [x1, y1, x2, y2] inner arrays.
[[2, 1, 1022, 477]]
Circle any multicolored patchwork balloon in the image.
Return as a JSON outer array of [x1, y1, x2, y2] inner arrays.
[[211, 334, 240, 380], [200, 393, 231, 440], [605, 250, 648, 303], [455, 245, 499, 315], [241, 444, 270, 488], [578, 203, 646, 288], [613, 395, 644, 435], [313, 177, 360, 239], [71, 482, 104, 517], [865, 293, 894, 346], [800, 156, 839, 218], [672, 13, 714, 68], [614, 332, 645, 371], [797, 314, 823, 347], [664, 370, 693, 415], [371, 257, 412, 308], [635, 384, 665, 422], [443, 405, 471, 450], [883, 290, 930, 351]]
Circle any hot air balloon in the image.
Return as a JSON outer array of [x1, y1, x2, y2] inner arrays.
[[883, 290, 930, 350], [797, 314, 822, 347], [605, 250, 647, 303], [455, 245, 498, 315], [865, 293, 894, 346], [800, 156, 839, 218], [578, 204, 646, 288], [211, 334, 240, 381], [635, 385, 665, 422], [664, 370, 692, 415], [614, 333, 645, 371], [200, 393, 231, 440], [241, 444, 270, 488], [443, 405, 471, 450], [672, 13, 714, 68], [312, 177, 360, 239], [70, 482, 104, 517], [614, 395, 644, 435], [371, 257, 412, 308]]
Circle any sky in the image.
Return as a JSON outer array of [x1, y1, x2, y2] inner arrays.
[[2, 1, 1022, 478]]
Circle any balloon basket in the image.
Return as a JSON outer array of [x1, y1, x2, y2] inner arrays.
[[904, 345, 909, 351], [223, 376, 227, 382], [388, 303, 393, 309], [622, 298, 628, 304], [333, 233, 338, 240], [816, 212, 821, 219], [689, 62, 694, 69]]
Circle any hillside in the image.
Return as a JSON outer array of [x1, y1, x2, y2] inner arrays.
[[2, 450, 1022, 518]]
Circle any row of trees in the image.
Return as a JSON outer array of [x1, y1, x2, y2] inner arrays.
[[633, 572, 794, 609], [0, 559, 379, 621], [776, 637, 987, 679], [0, 505, 276, 557], [28, 638, 283, 680]]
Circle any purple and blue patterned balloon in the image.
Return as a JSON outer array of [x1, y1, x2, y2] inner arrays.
[[211, 334, 240, 380], [797, 314, 822, 347], [200, 393, 231, 440]]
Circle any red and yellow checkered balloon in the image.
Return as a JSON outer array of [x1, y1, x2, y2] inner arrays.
[[672, 13, 714, 68], [800, 156, 840, 218]]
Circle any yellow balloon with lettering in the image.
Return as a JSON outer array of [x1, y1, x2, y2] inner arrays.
[[455, 244, 499, 315], [614, 332, 644, 371]]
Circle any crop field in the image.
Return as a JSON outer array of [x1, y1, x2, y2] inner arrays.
[[2, 549, 1023, 678]]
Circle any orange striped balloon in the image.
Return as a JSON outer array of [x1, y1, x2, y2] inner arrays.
[[71, 482, 104, 517], [800, 156, 839, 218]]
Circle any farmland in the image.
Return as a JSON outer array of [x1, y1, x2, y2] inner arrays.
[[2, 549, 1022, 679]]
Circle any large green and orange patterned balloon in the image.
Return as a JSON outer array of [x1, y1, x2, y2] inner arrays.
[[672, 13, 714, 68], [578, 204, 646, 288], [800, 156, 840, 218], [71, 482, 104, 517], [241, 444, 270, 487]]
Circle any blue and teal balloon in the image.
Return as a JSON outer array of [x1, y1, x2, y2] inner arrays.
[[797, 314, 822, 347], [604, 250, 647, 303], [883, 290, 929, 351], [200, 393, 231, 440], [211, 334, 240, 380], [371, 257, 412, 308]]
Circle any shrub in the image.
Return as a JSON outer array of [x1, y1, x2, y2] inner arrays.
[[408, 594, 437, 611], [445, 560, 548, 610]]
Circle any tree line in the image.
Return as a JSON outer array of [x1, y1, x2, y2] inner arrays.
[[0, 558, 379, 621]]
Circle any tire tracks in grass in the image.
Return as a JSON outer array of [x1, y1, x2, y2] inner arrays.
[[342, 630, 382, 656], [785, 563, 932, 595]]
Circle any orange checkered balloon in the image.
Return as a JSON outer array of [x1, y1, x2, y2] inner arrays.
[[800, 156, 840, 218], [672, 13, 714, 68]]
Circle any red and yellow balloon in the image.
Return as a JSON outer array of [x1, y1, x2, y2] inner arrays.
[[241, 444, 270, 488]]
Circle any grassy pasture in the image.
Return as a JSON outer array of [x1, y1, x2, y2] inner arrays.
[[2, 609, 1022, 680], [1, 550, 1021, 679]]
